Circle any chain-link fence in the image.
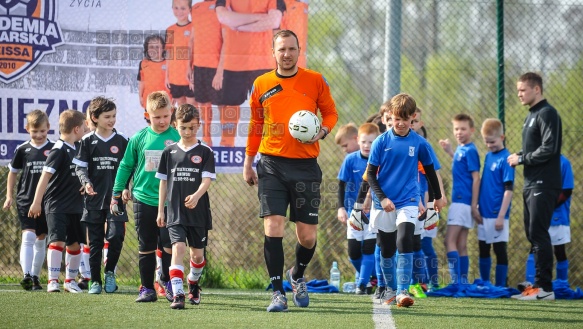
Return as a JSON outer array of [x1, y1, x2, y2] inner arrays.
[[1, 0, 582, 290]]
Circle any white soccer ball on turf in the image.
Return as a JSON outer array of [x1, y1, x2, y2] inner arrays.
[[288, 110, 320, 143]]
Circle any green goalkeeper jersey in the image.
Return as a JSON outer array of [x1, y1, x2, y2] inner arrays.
[[113, 126, 180, 206]]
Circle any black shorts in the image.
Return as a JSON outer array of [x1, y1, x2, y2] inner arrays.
[[133, 198, 172, 252], [168, 224, 208, 249], [193, 66, 218, 104], [46, 212, 83, 245], [17, 206, 48, 235], [218, 69, 270, 106], [81, 208, 128, 223], [256, 155, 322, 224], [169, 84, 195, 99]]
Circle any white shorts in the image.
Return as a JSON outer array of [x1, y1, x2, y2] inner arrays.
[[369, 206, 419, 233], [347, 223, 377, 241], [549, 225, 571, 245], [447, 202, 474, 229], [476, 218, 509, 244], [421, 226, 437, 239]]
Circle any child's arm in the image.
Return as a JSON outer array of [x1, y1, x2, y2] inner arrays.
[[215, 6, 268, 30], [212, 28, 226, 91], [471, 171, 481, 224], [236, 9, 282, 32], [187, 25, 195, 89], [439, 139, 454, 158], [28, 171, 52, 218], [138, 80, 145, 109], [496, 188, 513, 231], [337, 180, 347, 224], [2, 171, 18, 210], [366, 164, 394, 212], [157, 179, 167, 227], [422, 164, 445, 211], [185, 177, 212, 209]]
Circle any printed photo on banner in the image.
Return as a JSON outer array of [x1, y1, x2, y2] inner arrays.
[[0, 0, 309, 172]]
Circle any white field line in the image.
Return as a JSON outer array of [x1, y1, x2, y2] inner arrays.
[[372, 296, 396, 329]]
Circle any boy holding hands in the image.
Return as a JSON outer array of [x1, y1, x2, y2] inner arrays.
[[112, 91, 180, 302], [29, 110, 88, 293], [156, 104, 215, 309]]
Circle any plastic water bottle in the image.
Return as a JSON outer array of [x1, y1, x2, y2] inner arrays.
[[343, 282, 356, 293], [330, 261, 341, 290]]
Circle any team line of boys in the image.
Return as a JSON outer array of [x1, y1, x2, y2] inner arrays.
[[4, 24, 566, 311], [333, 72, 568, 306]]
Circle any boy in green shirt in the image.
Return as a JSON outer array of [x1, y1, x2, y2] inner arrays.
[[112, 91, 180, 302]]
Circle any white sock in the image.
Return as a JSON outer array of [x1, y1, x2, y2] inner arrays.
[[187, 258, 206, 283], [31, 237, 46, 277], [20, 231, 36, 275], [156, 249, 163, 282], [47, 245, 63, 281], [169, 265, 184, 297], [65, 248, 81, 281], [103, 242, 109, 266], [79, 244, 91, 280]]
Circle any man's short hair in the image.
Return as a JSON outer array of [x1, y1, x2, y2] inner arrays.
[[272, 29, 299, 48], [518, 72, 543, 94]]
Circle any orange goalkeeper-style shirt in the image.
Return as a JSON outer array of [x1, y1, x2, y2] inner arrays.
[[191, 0, 222, 69], [166, 22, 192, 85], [246, 67, 338, 159], [281, 0, 308, 68]]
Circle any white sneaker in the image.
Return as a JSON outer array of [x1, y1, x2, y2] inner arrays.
[[64, 281, 84, 293], [379, 288, 397, 305], [517, 287, 555, 301], [47, 280, 60, 293]]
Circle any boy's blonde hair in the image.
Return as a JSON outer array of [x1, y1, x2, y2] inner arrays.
[[358, 122, 380, 136], [334, 123, 358, 144], [481, 118, 504, 137], [173, 0, 193, 7], [389, 93, 417, 119], [26, 109, 49, 129], [175, 104, 200, 123], [453, 113, 475, 128], [59, 109, 86, 134], [146, 91, 172, 113]]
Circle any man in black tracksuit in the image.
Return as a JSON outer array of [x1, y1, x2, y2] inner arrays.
[[508, 72, 562, 301]]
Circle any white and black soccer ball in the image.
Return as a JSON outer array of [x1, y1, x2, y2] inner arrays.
[[288, 110, 320, 143]]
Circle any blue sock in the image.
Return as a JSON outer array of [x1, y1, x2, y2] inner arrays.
[[447, 251, 460, 285], [525, 253, 535, 283], [397, 252, 414, 292], [375, 245, 385, 287], [381, 255, 396, 291], [412, 250, 427, 284], [422, 237, 439, 287], [349, 257, 362, 282], [556, 260, 569, 281], [357, 253, 375, 287], [459, 256, 469, 284], [479, 257, 491, 282], [495, 264, 508, 287]]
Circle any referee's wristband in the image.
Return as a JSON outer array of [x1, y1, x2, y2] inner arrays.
[[320, 128, 329, 140]]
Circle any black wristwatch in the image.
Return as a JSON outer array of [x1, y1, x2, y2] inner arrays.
[[320, 128, 328, 140], [518, 155, 524, 165]]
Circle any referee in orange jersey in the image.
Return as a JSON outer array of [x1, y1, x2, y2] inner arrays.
[[243, 30, 338, 312]]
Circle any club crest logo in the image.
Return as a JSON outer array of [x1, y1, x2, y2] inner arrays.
[[191, 155, 202, 164], [43, 149, 49, 156], [165, 140, 174, 146], [110, 146, 119, 154], [0, 0, 64, 83]]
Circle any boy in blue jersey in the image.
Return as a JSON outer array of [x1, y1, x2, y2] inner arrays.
[[337, 123, 380, 294], [367, 93, 445, 307], [439, 114, 480, 289], [334, 123, 360, 155], [520, 154, 573, 287], [476, 119, 514, 287]]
